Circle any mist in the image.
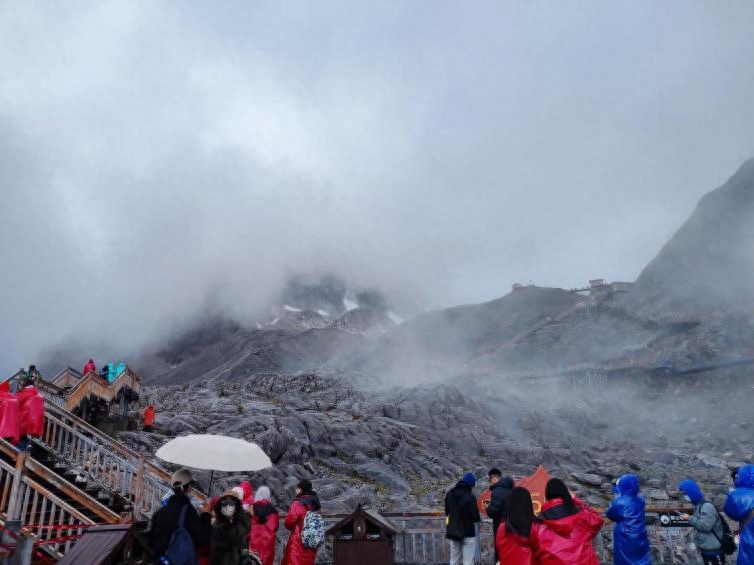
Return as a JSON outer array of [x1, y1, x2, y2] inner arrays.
[[2, 2, 754, 372]]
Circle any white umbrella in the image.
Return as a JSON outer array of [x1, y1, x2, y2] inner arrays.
[[156, 434, 272, 493]]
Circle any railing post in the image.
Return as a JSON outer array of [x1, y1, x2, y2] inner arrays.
[[134, 455, 145, 520], [6, 452, 27, 522]]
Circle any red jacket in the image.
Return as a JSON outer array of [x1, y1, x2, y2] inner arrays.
[[249, 501, 279, 565], [0, 392, 20, 444], [83, 361, 96, 375], [535, 498, 603, 565], [17, 387, 45, 438], [143, 406, 155, 427], [240, 481, 255, 509], [496, 520, 542, 565], [281, 493, 321, 565]]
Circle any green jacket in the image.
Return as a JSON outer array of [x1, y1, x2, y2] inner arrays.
[[211, 512, 250, 565]]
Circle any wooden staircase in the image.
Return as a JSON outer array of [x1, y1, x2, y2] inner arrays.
[[41, 366, 141, 414], [0, 385, 207, 560], [40, 402, 207, 521]]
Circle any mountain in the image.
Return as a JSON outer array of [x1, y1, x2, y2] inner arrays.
[[121, 159, 754, 521], [627, 158, 754, 319]]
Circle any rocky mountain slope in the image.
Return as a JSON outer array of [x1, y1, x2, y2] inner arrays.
[[128, 159, 754, 514]]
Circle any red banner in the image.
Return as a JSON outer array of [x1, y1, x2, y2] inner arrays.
[[516, 465, 551, 515], [477, 465, 552, 515]]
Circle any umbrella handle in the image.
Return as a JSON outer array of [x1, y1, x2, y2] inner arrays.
[[208, 470, 214, 495]]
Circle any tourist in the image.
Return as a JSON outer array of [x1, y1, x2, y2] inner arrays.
[[143, 402, 156, 432], [487, 467, 514, 534], [445, 472, 481, 565], [239, 480, 255, 511], [249, 486, 279, 565], [211, 489, 250, 565], [724, 464, 754, 565], [536, 477, 602, 565], [487, 467, 514, 562], [495, 486, 542, 565], [149, 469, 212, 564], [606, 474, 651, 565], [282, 479, 322, 565], [83, 358, 96, 376], [678, 479, 726, 565], [25, 365, 41, 387]]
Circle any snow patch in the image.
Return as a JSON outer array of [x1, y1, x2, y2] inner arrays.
[[283, 305, 302, 312], [317, 309, 330, 317], [256, 323, 262, 330], [343, 299, 359, 312], [271, 318, 279, 325], [388, 312, 404, 325]]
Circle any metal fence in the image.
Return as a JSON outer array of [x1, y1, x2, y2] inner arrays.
[[316, 515, 728, 565]]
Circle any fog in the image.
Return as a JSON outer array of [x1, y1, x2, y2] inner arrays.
[[2, 2, 754, 372]]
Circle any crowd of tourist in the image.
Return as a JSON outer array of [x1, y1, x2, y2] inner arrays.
[[149, 469, 323, 565], [440, 465, 754, 565]]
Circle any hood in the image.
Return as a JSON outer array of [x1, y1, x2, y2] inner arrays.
[[491, 476, 514, 490], [736, 464, 754, 489], [213, 495, 243, 522], [540, 499, 579, 535], [678, 479, 704, 504], [615, 474, 640, 496], [296, 492, 321, 512], [240, 481, 254, 498], [253, 500, 277, 522]]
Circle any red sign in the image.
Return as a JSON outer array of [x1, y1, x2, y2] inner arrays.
[[516, 465, 551, 515], [477, 465, 552, 515], [477, 489, 491, 513]]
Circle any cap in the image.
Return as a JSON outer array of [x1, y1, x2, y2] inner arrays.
[[170, 468, 193, 488]]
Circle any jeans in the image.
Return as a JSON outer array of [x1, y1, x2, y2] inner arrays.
[[449, 536, 476, 565]]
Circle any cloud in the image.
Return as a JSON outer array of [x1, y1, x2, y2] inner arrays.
[[1, 1, 754, 371]]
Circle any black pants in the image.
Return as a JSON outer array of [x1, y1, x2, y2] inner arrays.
[[702, 553, 725, 565], [144, 425, 152, 432]]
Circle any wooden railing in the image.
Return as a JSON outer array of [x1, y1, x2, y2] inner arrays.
[[38, 366, 142, 414], [0, 451, 97, 557], [0, 441, 118, 525]]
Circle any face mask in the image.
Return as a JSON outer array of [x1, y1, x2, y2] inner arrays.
[[221, 503, 237, 517], [683, 495, 692, 503]]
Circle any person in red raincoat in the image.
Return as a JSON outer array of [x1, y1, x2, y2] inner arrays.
[[496, 487, 546, 565], [83, 359, 96, 376], [282, 480, 321, 565], [239, 480, 255, 511], [535, 478, 603, 565], [0, 387, 20, 444], [249, 486, 279, 565], [143, 403, 156, 432], [17, 385, 45, 438]]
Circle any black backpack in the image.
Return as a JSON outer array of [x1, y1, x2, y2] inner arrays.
[[710, 504, 736, 556]]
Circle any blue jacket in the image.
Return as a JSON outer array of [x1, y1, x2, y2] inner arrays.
[[606, 474, 651, 565], [724, 464, 754, 565]]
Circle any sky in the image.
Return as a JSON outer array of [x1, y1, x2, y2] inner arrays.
[[1, 1, 754, 371]]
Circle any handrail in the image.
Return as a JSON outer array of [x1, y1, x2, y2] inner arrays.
[[0, 440, 119, 524], [0, 451, 97, 556], [42, 406, 205, 519]]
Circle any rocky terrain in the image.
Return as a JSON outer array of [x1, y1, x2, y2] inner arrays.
[[115, 159, 754, 515]]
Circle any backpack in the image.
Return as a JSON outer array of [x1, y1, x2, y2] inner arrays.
[[300, 510, 325, 549], [710, 504, 736, 556], [164, 505, 198, 565]]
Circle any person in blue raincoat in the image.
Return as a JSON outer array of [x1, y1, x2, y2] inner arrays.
[[606, 474, 651, 565], [724, 463, 754, 565]]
